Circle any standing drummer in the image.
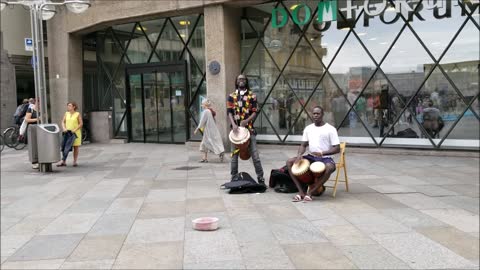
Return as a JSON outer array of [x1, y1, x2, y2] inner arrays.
[[287, 106, 340, 202], [227, 74, 265, 185]]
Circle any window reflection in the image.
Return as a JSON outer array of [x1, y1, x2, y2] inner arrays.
[[241, 0, 479, 147]]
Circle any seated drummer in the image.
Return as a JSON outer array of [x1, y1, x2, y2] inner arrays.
[[287, 106, 340, 202]]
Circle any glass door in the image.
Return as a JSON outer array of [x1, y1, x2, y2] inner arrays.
[[126, 62, 188, 143]]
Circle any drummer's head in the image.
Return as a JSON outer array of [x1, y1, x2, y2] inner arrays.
[[236, 74, 249, 91], [312, 106, 324, 124]]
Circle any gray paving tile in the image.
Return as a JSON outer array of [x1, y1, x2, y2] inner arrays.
[[1, 259, 65, 269], [369, 184, 417, 194], [138, 201, 186, 219], [186, 197, 225, 214], [437, 196, 480, 214], [387, 193, 456, 210], [311, 213, 351, 227], [380, 208, 448, 228], [1, 235, 35, 257], [231, 218, 276, 244], [293, 203, 337, 221], [239, 241, 294, 269], [343, 212, 412, 234], [67, 235, 125, 262], [386, 175, 429, 186], [412, 185, 459, 197], [151, 180, 187, 189], [416, 226, 480, 263], [64, 198, 113, 214], [184, 229, 242, 263], [257, 202, 304, 220], [125, 217, 185, 244], [60, 259, 114, 269], [339, 245, 410, 269], [441, 184, 479, 198], [3, 217, 54, 236], [113, 241, 183, 269], [371, 231, 476, 269], [226, 206, 262, 221], [39, 213, 103, 235], [421, 208, 479, 233], [353, 193, 409, 209], [317, 225, 376, 246], [87, 213, 136, 236], [8, 234, 84, 261], [104, 197, 144, 215], [283, 243, 357, 269], [145, 189, 186, 203], [269, 219, 329, 244], [183, 260, 245, 269]]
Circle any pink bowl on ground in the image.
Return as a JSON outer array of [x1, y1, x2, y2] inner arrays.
[[192, 217, 219, 231]]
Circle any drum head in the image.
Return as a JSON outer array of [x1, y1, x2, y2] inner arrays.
[[291, 159, 310, 175], [310, 162, 326, 173], [229, 127, 250, 144]]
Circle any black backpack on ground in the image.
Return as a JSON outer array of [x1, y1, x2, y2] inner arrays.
[[221, 172, 267, 194], [269, 165, 299, 193]]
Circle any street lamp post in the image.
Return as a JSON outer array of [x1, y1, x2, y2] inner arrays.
[[1, 0, 90, 124]]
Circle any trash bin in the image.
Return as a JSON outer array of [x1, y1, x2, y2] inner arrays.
[[27, 125, 38, 163], [36, 124, 61, 163]]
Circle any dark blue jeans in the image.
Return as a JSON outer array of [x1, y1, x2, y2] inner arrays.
[[230, 134, 264, 180]]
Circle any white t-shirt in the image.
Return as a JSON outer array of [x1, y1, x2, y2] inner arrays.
[[302, 123, 340, 158]]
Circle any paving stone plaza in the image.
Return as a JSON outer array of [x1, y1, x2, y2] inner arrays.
[[1, 143, 479, 269]]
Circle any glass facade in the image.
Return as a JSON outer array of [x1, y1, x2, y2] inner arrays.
[[241, 0, 479, 149], [83, 13, 206, 139]]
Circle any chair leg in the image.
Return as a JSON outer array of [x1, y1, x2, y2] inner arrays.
[[332, 169, 340, 198], [343, 164, 349, 192]]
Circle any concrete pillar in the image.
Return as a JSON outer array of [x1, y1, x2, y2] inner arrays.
[[47, 12, 83, 125], [204, 5, 241, 148], [0, 31, 17, 131]]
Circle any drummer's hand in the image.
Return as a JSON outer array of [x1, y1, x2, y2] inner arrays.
[[193, 129, 198, 135], [294, 156, 302, 164], [232, 124, 239, 133], [240, 120, 248, 127]]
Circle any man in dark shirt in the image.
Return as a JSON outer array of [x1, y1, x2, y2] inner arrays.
[[227, 74, 265, 184]]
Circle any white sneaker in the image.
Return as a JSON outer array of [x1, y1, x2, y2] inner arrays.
[[32, 163, 39, 169]]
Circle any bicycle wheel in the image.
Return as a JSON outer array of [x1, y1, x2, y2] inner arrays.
[[82, 127, 88, 143], [3, 127, 16, 148], [14, 133, 27, 150], [0, 135, 4, 152]]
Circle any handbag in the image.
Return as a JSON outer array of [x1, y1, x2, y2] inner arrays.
[[19, 119, 28, 136]]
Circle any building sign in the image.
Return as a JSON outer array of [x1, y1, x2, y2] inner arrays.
[[272, 0, 479, 29], [25, 38, 33, 51]]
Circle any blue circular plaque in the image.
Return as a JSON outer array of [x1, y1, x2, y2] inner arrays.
[[208, 60, 221, 75]]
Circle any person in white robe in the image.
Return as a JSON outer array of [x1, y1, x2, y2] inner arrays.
[[194, 99, 225, 162]]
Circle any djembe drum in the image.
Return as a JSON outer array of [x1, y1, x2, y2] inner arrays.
[[291, 158, 314, 184], [308, 161, 326, 196], [229, 127, 251, 160]]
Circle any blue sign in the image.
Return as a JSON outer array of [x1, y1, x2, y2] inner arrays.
[[25, 38, 33, 51]]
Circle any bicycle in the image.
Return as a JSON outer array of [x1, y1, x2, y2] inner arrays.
[[3, 125, 27, 150]]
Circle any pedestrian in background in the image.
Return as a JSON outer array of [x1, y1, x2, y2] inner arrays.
[[25, 99, 40, 169], [57, 102, 83, 167], [194, 99, 225, 163]]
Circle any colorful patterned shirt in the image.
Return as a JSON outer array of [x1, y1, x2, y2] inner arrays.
[[227, 89, 258, 134]]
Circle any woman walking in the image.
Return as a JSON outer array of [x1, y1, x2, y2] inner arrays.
[[194, 99, 225, 163], [57, 102, 83, 167]]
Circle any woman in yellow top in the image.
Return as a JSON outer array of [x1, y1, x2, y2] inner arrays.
[[56, 102, 83, 167]]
